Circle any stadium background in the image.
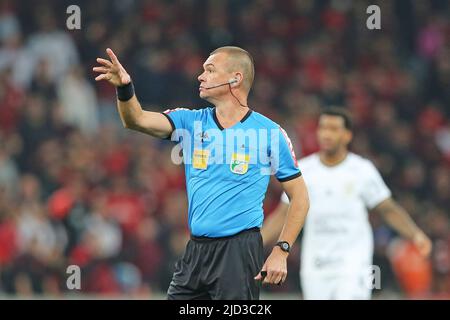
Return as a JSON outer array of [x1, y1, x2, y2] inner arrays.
[[0, 0, 449, 299]]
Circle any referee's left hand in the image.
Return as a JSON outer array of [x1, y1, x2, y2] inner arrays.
[[254, 247, 288, 285]]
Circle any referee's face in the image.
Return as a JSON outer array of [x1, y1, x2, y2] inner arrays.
[[198, 52, 233, 101], [317, 115, 352, 154]]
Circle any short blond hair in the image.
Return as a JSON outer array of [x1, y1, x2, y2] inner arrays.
[[210, 46, 255, 93]]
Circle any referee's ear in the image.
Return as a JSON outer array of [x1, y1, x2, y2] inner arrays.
[[232, 73, 243, 87]]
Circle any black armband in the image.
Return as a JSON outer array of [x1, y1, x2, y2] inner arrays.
[[116, 82, 135, 101]]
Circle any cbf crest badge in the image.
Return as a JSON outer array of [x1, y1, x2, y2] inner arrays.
[[230, 153, 250, 175]]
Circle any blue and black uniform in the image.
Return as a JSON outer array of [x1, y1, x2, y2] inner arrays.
[[162, 106, 301, 299]]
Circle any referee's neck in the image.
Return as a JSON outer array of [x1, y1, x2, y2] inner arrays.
[[215, 103, 249, 122]]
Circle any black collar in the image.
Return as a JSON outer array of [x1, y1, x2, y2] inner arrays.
[[212, 108, 252, 131]]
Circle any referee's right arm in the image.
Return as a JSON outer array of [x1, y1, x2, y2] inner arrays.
[[93, 48, 173, 139]]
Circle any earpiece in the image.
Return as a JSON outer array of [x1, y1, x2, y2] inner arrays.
[[229, 78, 238, 85], [204, 78, 238, 90]]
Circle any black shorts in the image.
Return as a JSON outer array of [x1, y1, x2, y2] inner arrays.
[[167, 227, 264, 300]]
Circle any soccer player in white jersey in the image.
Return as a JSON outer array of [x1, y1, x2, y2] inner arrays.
[[262, 107, 432, 300]]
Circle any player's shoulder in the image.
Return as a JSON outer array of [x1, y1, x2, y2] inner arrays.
[[163, 106, 212, 118], [163, 106, 209, 114], [347, 153, 378, 172], [250, 111, 283, 129], [298, 153, 323, 173], [298, 153, 320, 168]]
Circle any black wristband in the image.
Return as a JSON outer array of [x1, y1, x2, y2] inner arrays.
[[116, 82, 135, 101]]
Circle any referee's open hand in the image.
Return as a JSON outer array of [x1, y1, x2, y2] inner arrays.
[[93, 48, 131, 87], [254, 247, 288, 285]]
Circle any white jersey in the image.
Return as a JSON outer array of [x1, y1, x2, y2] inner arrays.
[[281, 152, 391, 277]]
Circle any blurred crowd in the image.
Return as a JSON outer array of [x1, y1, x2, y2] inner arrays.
[[0, 0, 449, 298]]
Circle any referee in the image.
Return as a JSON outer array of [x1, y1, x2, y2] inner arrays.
[[93, 46, 310, 300]]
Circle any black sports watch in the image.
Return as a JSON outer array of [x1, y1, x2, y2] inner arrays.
[[275, 241, 290, 253]]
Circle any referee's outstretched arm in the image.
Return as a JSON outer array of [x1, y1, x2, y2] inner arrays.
[[93, 48, 173, 139], [256, 176, 309, 285]]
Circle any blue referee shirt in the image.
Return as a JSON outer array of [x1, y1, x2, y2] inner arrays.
[[162, 107, 301, 237]]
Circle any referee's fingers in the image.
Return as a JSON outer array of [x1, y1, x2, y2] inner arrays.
[[280, 273, 287, 285], [254, 265, 267, 280], [95, 73, 110, 81], [93, 66, 109, 73], [276, 271, 287, 286], [273, 273, 283, 286], [106, 48, 120, 65], [254, 271, 265, 281], [263, 270, 278, 284], [96, 58, 112, 67]]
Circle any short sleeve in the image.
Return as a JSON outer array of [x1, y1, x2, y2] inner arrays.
[[271, 126, 302, 182], [161, 108, 193, 142], [361, 161, 392, 210]]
